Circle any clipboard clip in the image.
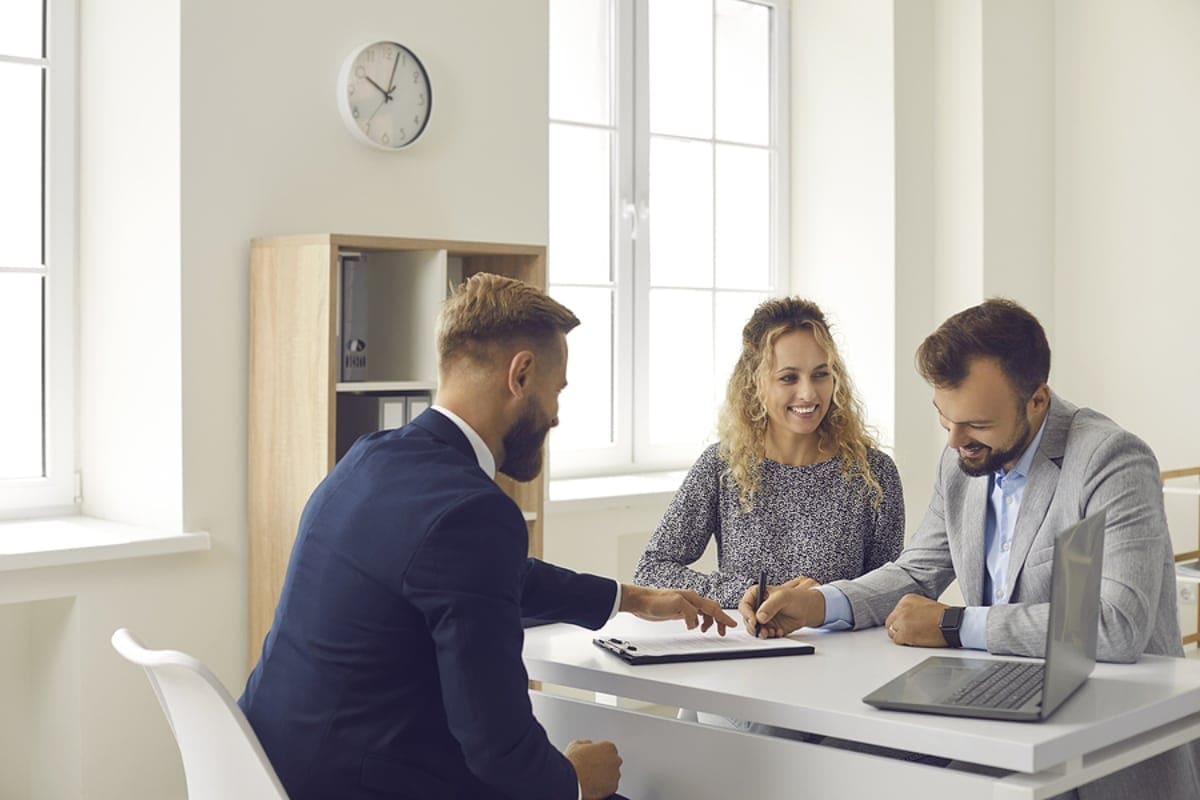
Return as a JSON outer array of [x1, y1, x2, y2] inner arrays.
[[593, 637, 637, 657]]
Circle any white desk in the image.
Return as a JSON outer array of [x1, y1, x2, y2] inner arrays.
[[524, 616, 1200, 799]]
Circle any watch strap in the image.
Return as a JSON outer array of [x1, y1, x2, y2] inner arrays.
[[940, 606, 965, 649]]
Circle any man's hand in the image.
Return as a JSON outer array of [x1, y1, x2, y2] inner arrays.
[[737, 575, 824, 638], [565, 739, 621, 800], [884, 594, 949, 647], [618, 584, 737, 634]]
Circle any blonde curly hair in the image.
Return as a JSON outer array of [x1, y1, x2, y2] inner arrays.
[[717, 297, 882, 512]]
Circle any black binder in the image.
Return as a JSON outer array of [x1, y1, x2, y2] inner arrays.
[[592, 635, 814, 666]]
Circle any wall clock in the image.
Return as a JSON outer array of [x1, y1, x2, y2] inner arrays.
[[337, 41, 432, 150]]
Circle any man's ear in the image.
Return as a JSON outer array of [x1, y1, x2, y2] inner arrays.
[[1028, 383, 1051, 413], [507, 350, 536, 398]]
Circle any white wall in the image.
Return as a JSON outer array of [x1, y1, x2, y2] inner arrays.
[[80, 0, 183, 533], [0, 604, 32, 799], [893, 0, 939, 535], [1053, 0, 1200, 475], [931, 0, 985, 319], [33, 1, 552, 797], [895, 0, 1048, 545], [980, 0, 1055, 330], [789, 0, 897, 451]]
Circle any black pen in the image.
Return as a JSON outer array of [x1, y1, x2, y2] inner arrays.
[[754, 570, 768, 637]]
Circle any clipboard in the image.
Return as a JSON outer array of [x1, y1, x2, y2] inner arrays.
[[593, 634, 814, 665]]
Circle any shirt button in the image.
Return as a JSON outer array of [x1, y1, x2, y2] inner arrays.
[[995, 589, 1006, 600], [1006, 496, 1015, 505], [1002, 541, 1011, 552]]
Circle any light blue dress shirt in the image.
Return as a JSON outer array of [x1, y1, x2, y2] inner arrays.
[[817, 418, 1048, 650]]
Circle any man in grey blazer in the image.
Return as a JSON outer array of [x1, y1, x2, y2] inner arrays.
[[740, 298, 1199, 799]]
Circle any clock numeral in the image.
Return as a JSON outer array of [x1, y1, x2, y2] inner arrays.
[[355, 66, 366, 78], [413, 115, 421, 125], [400, 128, 407, 140], [352, 107, 360, 119], [417, 93, 425, 106], [366, 49, 375, 62], [347, 84, 356, 96], [382, 132, 390, 145], [413, 71, 420, 83]]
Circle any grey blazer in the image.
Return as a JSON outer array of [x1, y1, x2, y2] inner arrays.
[[830, 393, 1198, 799]]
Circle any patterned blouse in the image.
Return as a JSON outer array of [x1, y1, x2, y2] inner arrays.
[[633, 444, 905, 608]]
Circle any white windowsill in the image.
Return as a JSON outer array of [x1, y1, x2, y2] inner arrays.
[[0, 516, 210, 573], [547, 471, 687, 514]]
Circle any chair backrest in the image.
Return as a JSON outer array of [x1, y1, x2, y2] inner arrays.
[[110, 628, 289, 799]]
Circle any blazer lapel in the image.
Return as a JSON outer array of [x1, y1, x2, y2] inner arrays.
[[1005, 393, 1073, 600], [958, 476, 990, 606]]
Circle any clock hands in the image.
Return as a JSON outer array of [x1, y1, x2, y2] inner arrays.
[[364, 75, 393, 102], [386, 49, 401, 96], [366, 96, 388, 126]]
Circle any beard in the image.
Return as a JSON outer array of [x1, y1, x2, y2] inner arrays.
[[499, 404, 552, 482], [956, 414, 1034, 478]]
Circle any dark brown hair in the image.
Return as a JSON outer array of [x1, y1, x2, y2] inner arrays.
[[436, 273, 580, 368], [916, 298, 1050, 400]]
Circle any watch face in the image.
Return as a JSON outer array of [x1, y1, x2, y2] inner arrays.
[[338, 41, 432, 150]]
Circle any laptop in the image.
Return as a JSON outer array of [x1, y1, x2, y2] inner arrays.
[[862, 509, 1106, 722]]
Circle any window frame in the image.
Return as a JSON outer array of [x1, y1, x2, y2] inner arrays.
[[0, 0, 79, 517], [549, 0, 790, 480]]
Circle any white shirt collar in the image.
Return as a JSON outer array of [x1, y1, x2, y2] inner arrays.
[[431, 405, 497, 480]]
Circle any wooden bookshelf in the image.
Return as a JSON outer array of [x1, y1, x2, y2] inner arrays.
[[247, 234, 547, 663]]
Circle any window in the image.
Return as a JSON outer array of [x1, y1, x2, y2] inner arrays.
[[0, 0, 77, 515], [548, 0, 788, 478]]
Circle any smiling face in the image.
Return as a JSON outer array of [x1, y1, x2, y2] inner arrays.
[[762, 327, 834, 441], [932, 357, 1045, 477]]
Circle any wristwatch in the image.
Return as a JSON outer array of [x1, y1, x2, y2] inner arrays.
[[939, 606, 965, 648]]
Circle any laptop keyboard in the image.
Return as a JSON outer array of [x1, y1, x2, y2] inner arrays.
[[945, 660, 1044, 710]]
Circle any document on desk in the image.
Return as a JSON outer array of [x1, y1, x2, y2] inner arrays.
[[593, 632, 814, 665]]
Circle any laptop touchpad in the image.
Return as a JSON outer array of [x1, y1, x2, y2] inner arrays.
[[900, 658, 993, 703]]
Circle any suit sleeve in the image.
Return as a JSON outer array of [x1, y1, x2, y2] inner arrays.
[[520, 558, 617, 628], [834, 450, 959, 629], [986, 430, 1169, 662], [404, 491, 578, 800]]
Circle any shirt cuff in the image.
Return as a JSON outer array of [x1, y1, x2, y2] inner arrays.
[[608, 580, 622, 620], [959, 606, 988, 650], [817, 584, 854, 631]]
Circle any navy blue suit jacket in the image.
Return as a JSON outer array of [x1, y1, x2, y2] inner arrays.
[[240, 409, 618, 799]]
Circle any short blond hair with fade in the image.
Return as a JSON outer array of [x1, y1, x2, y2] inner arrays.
[[436, 272, 580, 369]]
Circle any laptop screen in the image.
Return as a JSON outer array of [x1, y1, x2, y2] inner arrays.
[[1040, 509, 1107, 715]]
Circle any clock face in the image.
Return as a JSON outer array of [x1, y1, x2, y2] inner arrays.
[[338, 41, 432, 150]]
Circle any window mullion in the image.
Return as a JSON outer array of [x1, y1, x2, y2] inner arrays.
[[629, 0, 653, 467], [770, 0, 790, 297]]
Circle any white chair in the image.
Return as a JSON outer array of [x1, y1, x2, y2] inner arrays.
[[110, 628, 289, 799]]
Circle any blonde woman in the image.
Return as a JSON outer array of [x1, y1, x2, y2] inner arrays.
[[634, 297, 904, 610]]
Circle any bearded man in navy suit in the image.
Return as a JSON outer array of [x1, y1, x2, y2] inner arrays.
[[240, 273, 735, 800]]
